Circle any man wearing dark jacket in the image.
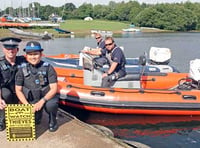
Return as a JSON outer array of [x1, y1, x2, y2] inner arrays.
[[0, 37, 26, 131]]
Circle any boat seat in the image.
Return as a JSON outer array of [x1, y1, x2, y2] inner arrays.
[[117, 74, 141, 81], [112, 74, 141, 88]]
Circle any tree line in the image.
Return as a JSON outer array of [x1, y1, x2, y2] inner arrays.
[[1, 1, 200, 31]]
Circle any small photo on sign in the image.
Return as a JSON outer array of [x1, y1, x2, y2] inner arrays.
[[5, 104, 35, 141]]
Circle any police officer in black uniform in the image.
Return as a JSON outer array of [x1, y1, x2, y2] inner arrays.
[[82, 33, 108, 67], [0, 37, 26, 131], [101, 37, 126, 87], [15, 41, 59, 132]]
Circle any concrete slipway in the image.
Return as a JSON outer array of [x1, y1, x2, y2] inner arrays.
[[0, 109, 150, 148]]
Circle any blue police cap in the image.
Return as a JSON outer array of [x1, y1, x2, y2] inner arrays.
[[24, 41, 43, 52], [0, 37, 21, 49]]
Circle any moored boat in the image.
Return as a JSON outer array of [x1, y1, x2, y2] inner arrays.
[[45, 46, 178, 73], [43, 47, 179, 85], [57, 74, 200, 115], [91, 30, 113, 37], [43, 55, 181, 86], [55, 54, 200, 115], [8, 28, 53, 39], [122, 28, 141, 32], [54, 27, 73, 34]]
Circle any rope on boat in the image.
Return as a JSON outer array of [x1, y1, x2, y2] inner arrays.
[[66, 84, 181, 95]]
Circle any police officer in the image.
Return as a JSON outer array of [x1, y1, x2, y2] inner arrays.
[[15, 41, 59, 132], [81, 33, 108, 67], [101, 37, 126, 87], [0, 37, 26, 131]]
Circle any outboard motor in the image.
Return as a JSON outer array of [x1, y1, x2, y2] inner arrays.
[[149, 47, 171, 65], [189, 59, 200, 89]]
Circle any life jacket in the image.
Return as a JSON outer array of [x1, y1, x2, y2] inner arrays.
[[105, 46, 116, 66], [21, 61, 50, 101], [106, 46, 126, 67], [97, 39, 104, 48], [98, 40, 106, 58], [105, 47, 126, 79]]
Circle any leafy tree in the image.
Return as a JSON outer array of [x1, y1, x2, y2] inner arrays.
[[2, 1, 200, 31], [184, 2, 200, 30], [93, 5, 110, 19], [73, 3, 93, 19], [61, 3, 76, 19], [135, 7, 160, 27], [128, 1, 143, 24], [135, 4, 197, 31]]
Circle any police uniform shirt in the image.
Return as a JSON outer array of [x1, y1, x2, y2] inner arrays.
[[98, 40, 106, 57], [0, 56, 26, 87], [97, 39, 105, 49], [15, 61, 57, 87], [110, 46, 126, 72]]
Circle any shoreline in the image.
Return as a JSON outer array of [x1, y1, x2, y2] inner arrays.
[[0, 27, 197, 38]]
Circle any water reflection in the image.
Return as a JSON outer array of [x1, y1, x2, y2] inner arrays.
[[60, 105, 200, 148], [121, 32, 141, 38]]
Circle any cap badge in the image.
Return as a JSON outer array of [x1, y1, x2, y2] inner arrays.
[[31, 43, 35, 47]]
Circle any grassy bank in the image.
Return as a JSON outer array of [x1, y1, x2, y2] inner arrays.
[[60, 20, 130, 34], [57, 20, 169, 35], [0, 20, 169, 38]]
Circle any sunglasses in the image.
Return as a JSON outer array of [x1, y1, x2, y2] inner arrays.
[[95, 37, 101, 39], [105, 42, 113, 46]]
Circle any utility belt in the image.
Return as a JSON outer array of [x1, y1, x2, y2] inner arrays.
[[22, 86, 50, 103]]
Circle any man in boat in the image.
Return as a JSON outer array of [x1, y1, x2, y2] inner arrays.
[[81, 33, 108, 67], [101, 37, 126, 87], [0, 37, 26, 131], [15, 41, 59, 132]]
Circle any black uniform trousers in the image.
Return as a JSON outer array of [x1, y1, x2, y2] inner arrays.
[[30, 96, 59, 124], [101, 70, 126, 88], [0, 87, 19, 123]]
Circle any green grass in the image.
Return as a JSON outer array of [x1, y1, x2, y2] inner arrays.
[[27, 20, 131, 37], [60, 19, 130, 33]]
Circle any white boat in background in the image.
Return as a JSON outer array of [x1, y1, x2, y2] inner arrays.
[[91, 30, 113, 37], [122, 28, 141, 32]]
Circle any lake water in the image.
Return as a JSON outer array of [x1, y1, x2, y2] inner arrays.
[[36, 32, 200, 73], [2, 32, 200, 147]]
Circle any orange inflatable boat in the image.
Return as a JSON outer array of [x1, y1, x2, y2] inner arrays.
[[44, 53, 200, 115], [57, 79, 200, 115], [55, 54, 200, 115]]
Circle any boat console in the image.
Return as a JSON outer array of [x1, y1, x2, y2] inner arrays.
[[82, 53, 142, 88]]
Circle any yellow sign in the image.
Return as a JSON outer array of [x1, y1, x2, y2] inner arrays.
[[5, 104, 35, 141]]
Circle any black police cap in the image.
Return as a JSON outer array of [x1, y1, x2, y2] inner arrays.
[[24, 41, 43, 52], [0, 37, 22, 49]]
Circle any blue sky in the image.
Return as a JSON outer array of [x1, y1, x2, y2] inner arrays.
[[1, 0, 200, 10]]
